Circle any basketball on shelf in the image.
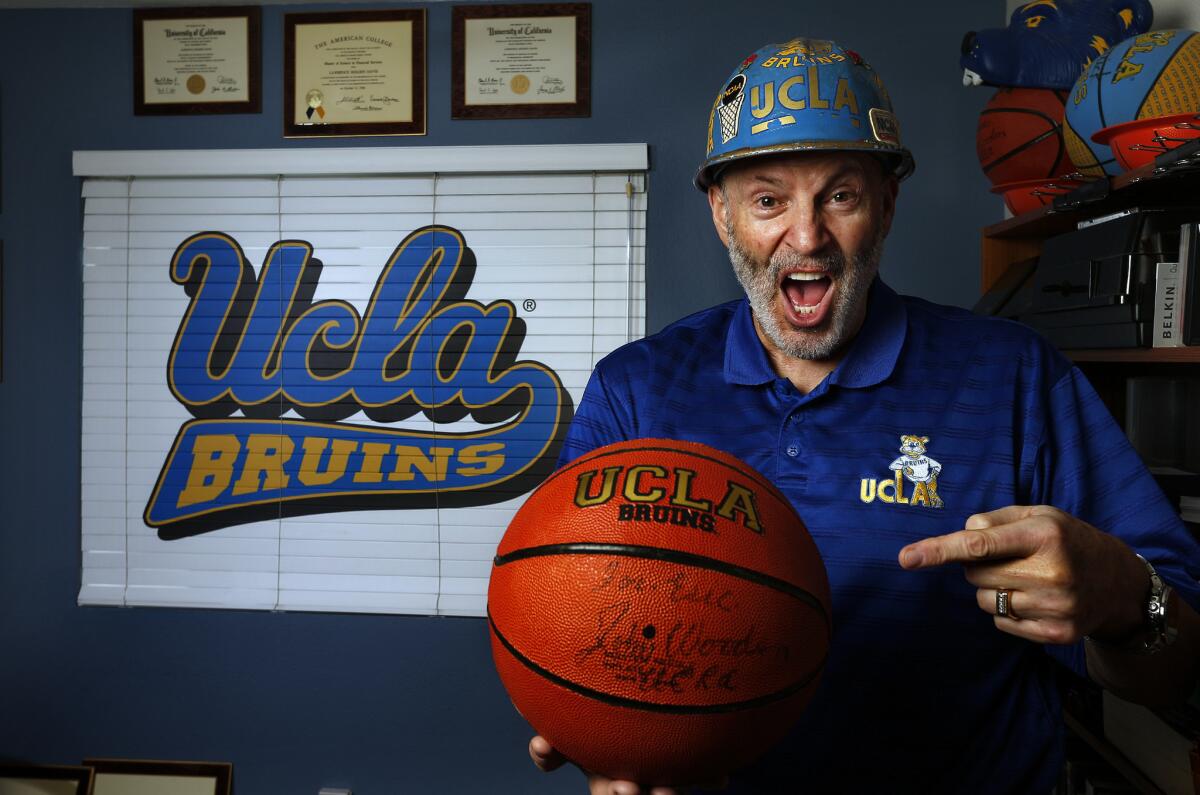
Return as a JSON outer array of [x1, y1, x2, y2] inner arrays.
[[488, 438, 831, 785], [1066, 29, 1200, 176], [1089, 29, 1200, 170], [976, 88, 1071, 186]]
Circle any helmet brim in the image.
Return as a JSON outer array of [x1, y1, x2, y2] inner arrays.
[[694, 141, 915, 191]]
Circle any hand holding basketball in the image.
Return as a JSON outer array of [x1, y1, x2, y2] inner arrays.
[[529, 736, 695, 795]]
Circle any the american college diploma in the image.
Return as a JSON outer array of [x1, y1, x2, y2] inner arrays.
[[463, 15, 577, 106], [292, 19, 415, 126], [141, 16, 251, 104]]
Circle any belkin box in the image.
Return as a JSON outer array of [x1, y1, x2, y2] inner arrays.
[[1020, 208, 1200, 349]]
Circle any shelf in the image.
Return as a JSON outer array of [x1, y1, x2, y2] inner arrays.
[[1066, 348, 1200, 363], [985, 156, 1200, 241], [981, 153, 1200, 294]]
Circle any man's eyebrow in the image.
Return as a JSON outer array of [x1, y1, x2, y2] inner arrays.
[[741, 173, 788, 188], [740, 164, 869, 190], [825, 164, 869, 183]]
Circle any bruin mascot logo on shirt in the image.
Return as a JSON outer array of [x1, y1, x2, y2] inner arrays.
[[859, 435, 945, 509], [143, 225, 574, 540]]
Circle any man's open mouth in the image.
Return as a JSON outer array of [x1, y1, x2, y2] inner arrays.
[[782, 271, 832, 317]]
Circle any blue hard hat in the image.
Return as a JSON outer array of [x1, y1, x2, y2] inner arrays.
[[696, 38, 915, 190]]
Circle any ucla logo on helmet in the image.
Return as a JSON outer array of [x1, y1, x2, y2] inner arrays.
[[860, 435, 945, 509]]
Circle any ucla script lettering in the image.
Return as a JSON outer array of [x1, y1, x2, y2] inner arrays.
[[144, 226, 573, 539]]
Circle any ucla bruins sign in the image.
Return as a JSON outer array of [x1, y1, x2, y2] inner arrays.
[[144, 225, 573, 539]]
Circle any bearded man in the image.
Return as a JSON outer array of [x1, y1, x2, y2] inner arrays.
[[528, 38, 1200, 795]]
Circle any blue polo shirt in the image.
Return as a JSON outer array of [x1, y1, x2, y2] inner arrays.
[[560, 279, 1200, 794]]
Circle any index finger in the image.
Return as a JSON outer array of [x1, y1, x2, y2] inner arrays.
[[899, 511, 1039, 569]]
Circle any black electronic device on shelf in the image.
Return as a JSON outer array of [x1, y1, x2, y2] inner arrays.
[[1018, 208, 1200, 349]]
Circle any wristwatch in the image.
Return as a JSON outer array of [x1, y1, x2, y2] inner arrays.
[[1136, 553, 1179, 654], [1085, 553, 1178, 654]]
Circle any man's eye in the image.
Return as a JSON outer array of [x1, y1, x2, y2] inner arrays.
[[756, 196, 777, 208], [830, 190, 857, 203]]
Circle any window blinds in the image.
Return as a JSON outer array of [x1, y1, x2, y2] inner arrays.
[[76, 144, 648, 616]]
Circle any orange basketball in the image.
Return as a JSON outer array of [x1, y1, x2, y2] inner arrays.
[[488, 438, 831, 785], [976, 88, 1072, 185]]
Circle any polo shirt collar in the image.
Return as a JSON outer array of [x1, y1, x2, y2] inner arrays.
[[723, 277, 907, 389]]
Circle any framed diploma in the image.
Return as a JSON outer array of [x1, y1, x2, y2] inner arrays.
[[84, 759, 232, 795], [133, 6, 261, 115], [284, 9, 426, 138], [452, 3, 591, 119], [0, 763, 93, 795]]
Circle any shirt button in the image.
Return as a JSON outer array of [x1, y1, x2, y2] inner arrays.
[[786, 444, 799, 457]]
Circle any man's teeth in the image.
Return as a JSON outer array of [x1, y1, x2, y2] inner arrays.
[[786, 272, 825, 314]]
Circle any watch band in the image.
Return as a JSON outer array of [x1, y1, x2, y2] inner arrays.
[[1137, 553, 1178, 654]]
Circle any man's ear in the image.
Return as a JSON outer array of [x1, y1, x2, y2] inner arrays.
[[707, 184, 731, 247]]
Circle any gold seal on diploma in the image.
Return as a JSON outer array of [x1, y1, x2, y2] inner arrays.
[[305, 88, 326, 120], [510, 74, 531, 95], [186, 74, 206, 94]]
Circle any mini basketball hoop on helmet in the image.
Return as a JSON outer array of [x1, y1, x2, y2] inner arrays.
[[696, 38, 915, 190], [717, 74, 748, 146]]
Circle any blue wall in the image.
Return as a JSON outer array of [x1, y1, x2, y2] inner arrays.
[[0, 2, 997, 792]]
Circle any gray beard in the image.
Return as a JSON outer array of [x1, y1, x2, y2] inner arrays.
[[727, 223, 883, 361]]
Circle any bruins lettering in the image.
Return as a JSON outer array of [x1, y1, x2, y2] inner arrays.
[[177, 432, 505, 509], [573, 465, 764, 533], [617, 503, 717, 533], [760, 53, 846, 68]]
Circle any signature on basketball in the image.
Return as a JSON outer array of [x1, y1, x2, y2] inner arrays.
[[574, 598, 790, 695], [592, 560, 738, 613]]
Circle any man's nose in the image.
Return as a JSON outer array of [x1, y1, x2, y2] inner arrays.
[[779, 206, 829, 256]]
